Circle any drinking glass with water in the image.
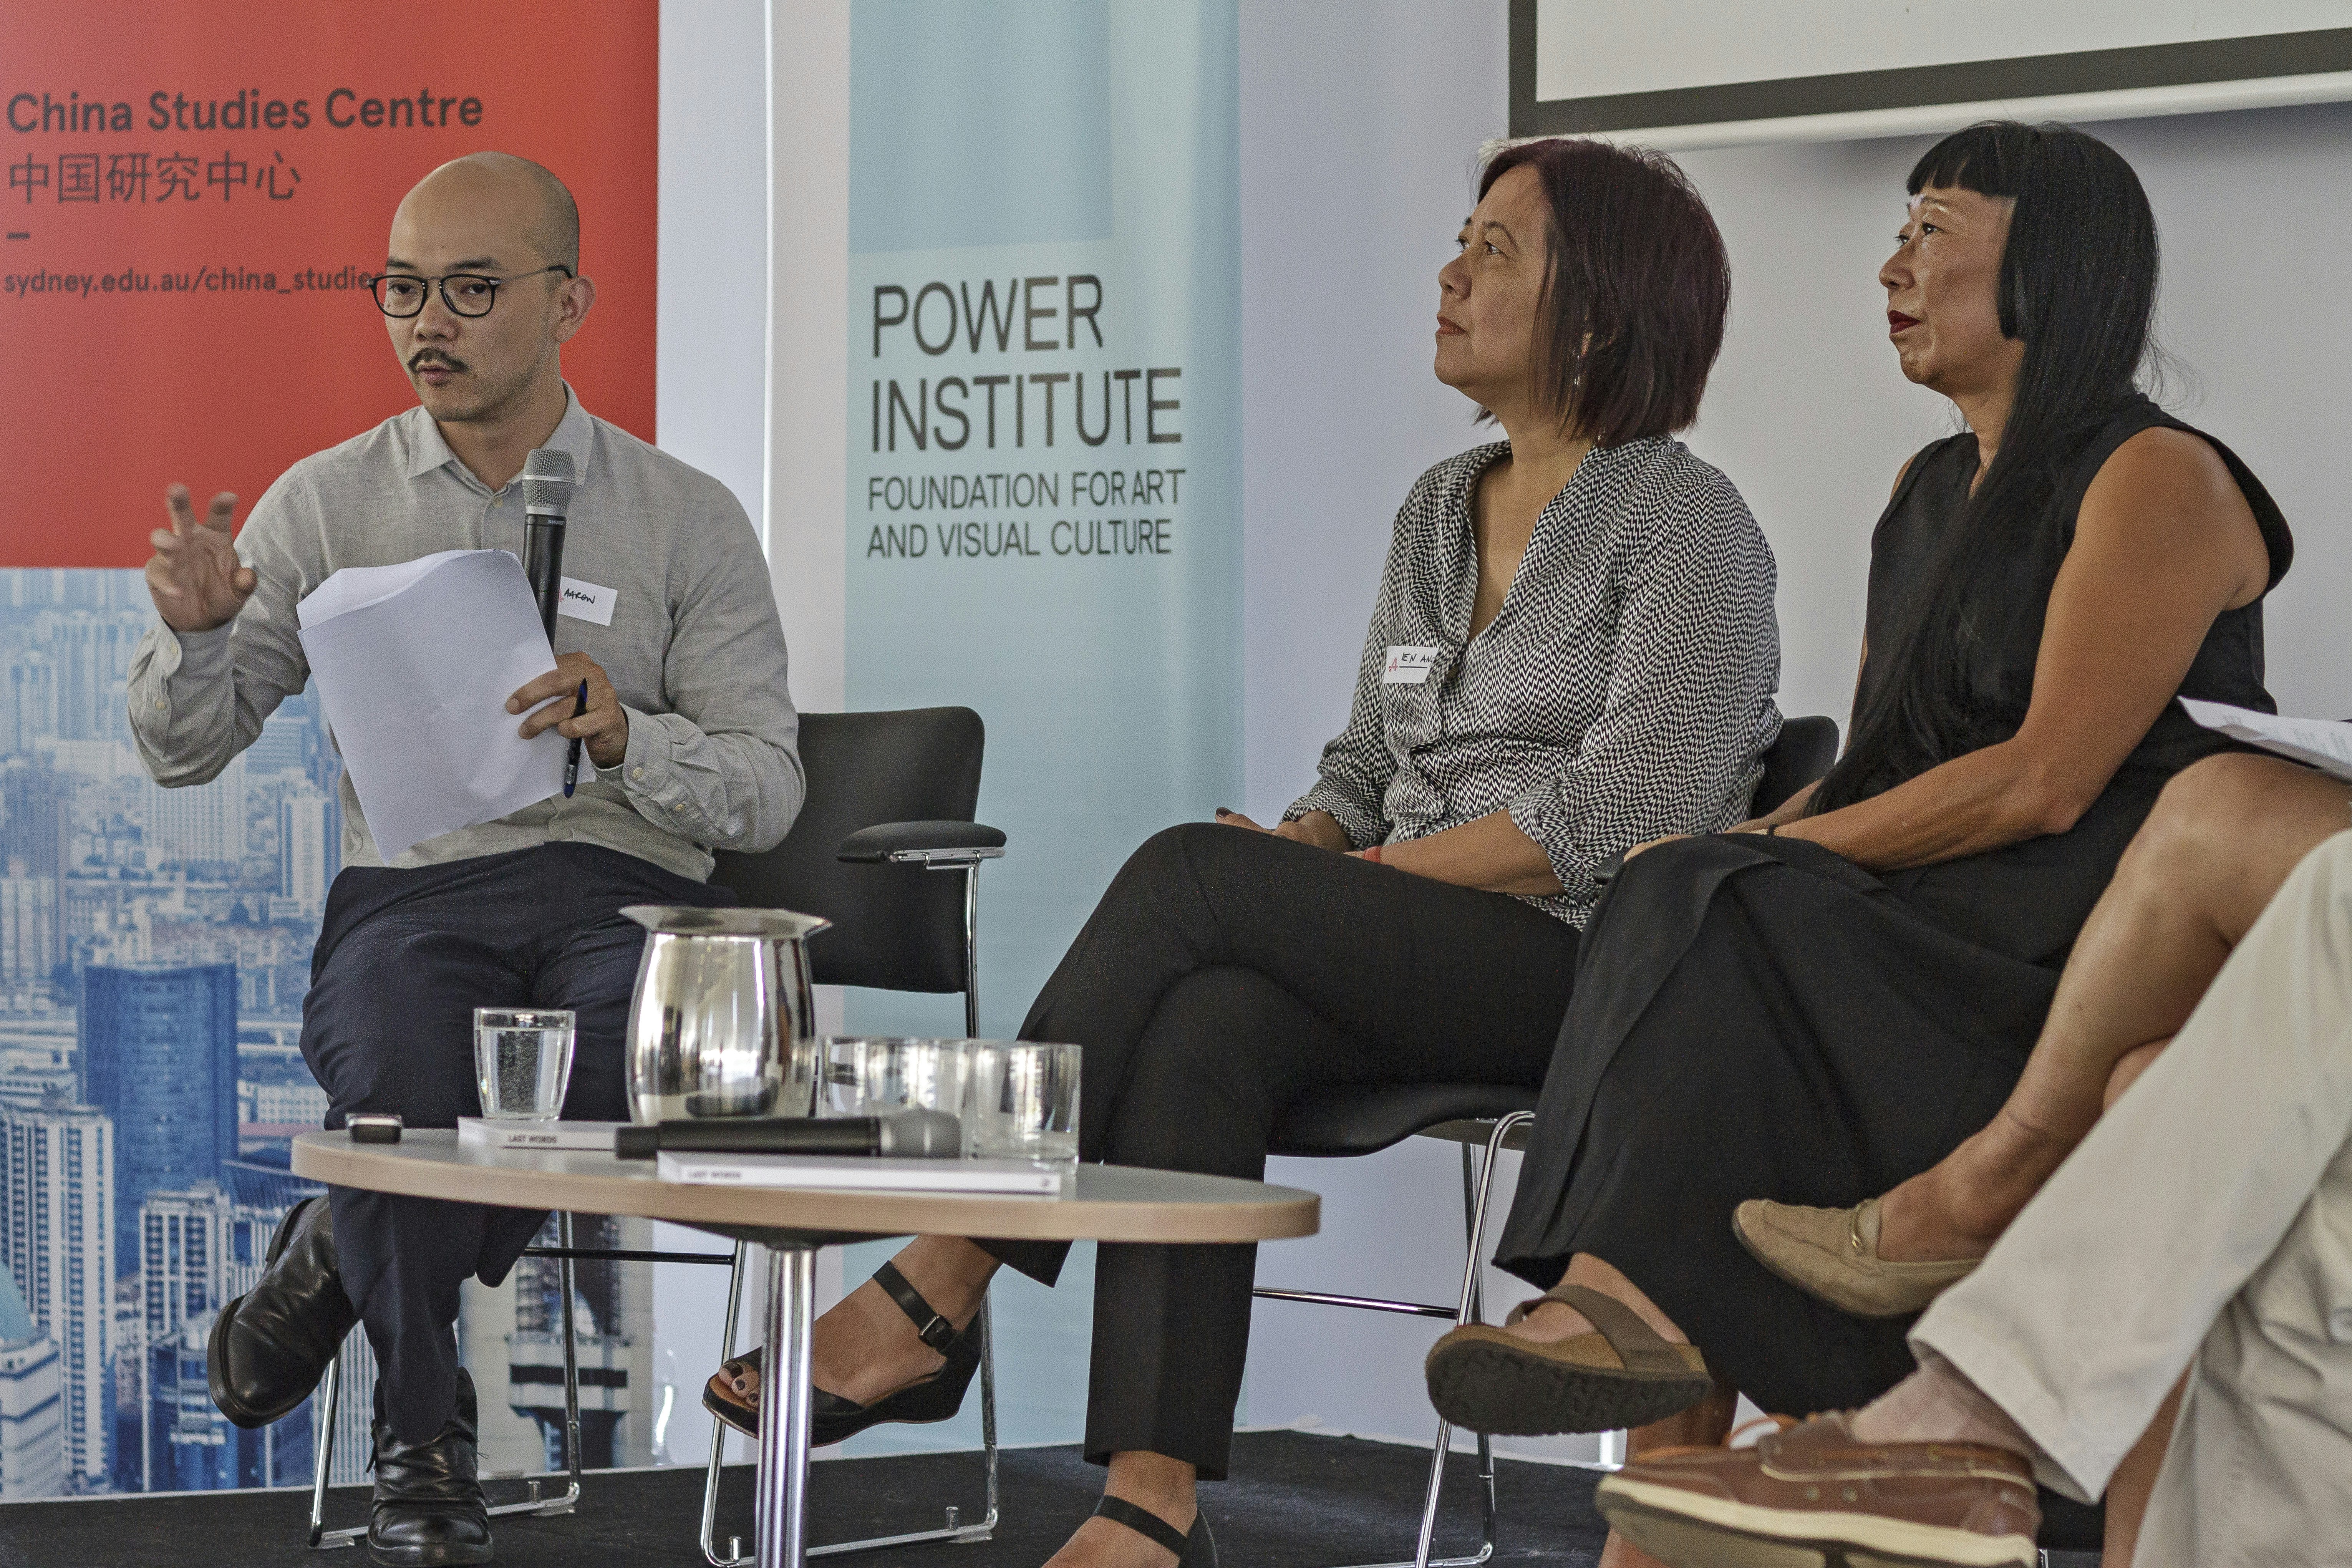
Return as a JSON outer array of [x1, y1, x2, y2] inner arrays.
[[474, 1008, 578, 1121], [966, 1041, 1081, 1167]]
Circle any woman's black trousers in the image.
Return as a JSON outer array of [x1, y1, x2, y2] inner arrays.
[[983, 823, 1580, 1477]]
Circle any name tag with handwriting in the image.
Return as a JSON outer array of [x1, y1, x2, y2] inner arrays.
[[1382, 645, 1440, 685], [559, 578, 617, 627]]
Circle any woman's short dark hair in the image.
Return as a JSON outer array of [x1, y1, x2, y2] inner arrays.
[[1475, 138, 1730, 447]]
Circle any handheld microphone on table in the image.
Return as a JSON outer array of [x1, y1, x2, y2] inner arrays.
[[614, 1108, 963, 1161], [519, 448, 587, 796]]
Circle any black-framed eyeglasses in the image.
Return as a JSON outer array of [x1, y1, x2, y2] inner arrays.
[[365, 264, 575, 319]]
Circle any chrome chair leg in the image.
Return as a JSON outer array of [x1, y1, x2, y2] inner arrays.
[[702, 1241, 755, 1568], [962, 864, 981, 1039], [978, 1296, 1001, 1529], [308, 1355, 347, 1549], [546, 1211, 583, 1515]]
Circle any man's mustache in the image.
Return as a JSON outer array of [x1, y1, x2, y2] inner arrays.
[[409, 351, 468, 372]]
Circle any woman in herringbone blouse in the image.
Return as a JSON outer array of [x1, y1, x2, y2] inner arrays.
[[706, 139, 1780, 1565]]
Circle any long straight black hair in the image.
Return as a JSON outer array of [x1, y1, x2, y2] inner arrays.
[[1811, 121, 2160, 813]]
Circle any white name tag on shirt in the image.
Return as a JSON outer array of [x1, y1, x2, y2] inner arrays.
[[1382, 645, 1440, 685], [559, 577, 617, 626]]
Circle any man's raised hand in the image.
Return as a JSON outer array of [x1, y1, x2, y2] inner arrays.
[[145, 484, 257, 633]]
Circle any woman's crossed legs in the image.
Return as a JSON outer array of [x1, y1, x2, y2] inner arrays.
[[1875, 751, 2352, 1263]]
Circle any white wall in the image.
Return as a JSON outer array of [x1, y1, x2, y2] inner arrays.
[[1236, 1, 2352, 1459], [658, 0, 769, 551]]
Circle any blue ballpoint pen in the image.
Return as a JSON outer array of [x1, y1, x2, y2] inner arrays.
[[563, 680, 587, 797]]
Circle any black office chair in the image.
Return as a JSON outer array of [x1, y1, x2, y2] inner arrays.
[[303, 709, 1008, 1564], [1252, 714, 1842, 1568]]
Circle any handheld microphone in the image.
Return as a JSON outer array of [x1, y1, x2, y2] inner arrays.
[[520, 447, 575, 643], [613, 1108, 963, 1161]]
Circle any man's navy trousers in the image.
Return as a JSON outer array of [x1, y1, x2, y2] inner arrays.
[[300, 843, 731, 1444]]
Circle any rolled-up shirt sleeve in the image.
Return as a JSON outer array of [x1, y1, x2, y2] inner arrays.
[[1286, 630, 1392, 849], [1504, 481, 1782, 903], [603, 496, 803, 853], [126, 483, 312, 788]]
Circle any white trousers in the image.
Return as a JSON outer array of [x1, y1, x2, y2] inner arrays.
[[1912, 828, 2352, 1568]]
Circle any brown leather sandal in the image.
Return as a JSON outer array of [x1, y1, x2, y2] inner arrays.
[[1423, 1282, 1714, 1436]]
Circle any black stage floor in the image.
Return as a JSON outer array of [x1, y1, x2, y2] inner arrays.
[[0, 1430, 2101, 1568]]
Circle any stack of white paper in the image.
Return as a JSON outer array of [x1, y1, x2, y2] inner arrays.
[[2179, 698, 2352, 784], [297, 550, 566, 860]]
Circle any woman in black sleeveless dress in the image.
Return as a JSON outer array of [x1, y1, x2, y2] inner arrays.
[[1424, 121, 2292, 1476]]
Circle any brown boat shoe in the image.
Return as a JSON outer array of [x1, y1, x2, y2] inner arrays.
[[1594, 1411, 2040, 1568], [1734, 1197, 1982, 1319]]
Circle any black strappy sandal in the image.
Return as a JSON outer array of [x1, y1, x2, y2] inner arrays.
[[701, 1259, 982, 1444], [1094, 1496, 1217, 1567]]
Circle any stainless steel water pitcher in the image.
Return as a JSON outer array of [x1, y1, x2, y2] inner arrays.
[[621, 905, 830, 1123]]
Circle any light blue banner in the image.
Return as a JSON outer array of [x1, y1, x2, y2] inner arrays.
[[842, 0, 1241, 1450]]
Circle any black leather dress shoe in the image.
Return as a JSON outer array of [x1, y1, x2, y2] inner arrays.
[[207, 1195, 358, 1428], [369, 1367, 493, 1567]]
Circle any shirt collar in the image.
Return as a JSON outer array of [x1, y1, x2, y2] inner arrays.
[[401, 381, 595, 488]]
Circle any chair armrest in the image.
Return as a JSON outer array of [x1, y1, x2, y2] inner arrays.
[[837, 820, 1008, 865]]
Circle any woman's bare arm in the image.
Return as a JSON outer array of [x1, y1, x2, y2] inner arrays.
[[1366, 809, 1562, 895], [1781, 429, 2271, 872]]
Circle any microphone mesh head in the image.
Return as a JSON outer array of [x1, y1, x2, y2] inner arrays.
[[520, 447, 576, 517], [877, 1108, 963, 1158]]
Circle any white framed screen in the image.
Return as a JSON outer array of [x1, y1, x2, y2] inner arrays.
[[1511, 1, 2352, 148]]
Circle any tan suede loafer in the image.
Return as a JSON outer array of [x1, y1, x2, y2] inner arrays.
[[1595, 1411, 2040, 1568], [1734, 1197, 1982, 1318]]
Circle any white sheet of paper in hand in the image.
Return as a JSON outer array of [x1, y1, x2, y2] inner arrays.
[[2178, 698, 2352, 784], [297, 550, 566, 860]]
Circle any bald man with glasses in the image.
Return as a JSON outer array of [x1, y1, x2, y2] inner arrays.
[[130, 151, 800, 1567]]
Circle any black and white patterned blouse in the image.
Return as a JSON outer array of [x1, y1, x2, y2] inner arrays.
[[1286, 438, 1781, 925]]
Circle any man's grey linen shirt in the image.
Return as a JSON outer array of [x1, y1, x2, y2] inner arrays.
[[127, 388, 802, 882], [1286, 438, 1780, 926]]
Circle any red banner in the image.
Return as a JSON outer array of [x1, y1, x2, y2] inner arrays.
[[0, 1, 659, 567]]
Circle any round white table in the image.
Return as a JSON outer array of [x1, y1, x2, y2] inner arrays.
[[292, 1130, 1320, 1568]]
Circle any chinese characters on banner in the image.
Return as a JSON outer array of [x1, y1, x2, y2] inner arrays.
[[11, 147, 301, 206], [0, 2, 658, 568]]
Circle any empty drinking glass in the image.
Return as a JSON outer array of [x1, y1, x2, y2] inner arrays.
[[966, 1041, 1081, 1166], [823, 1036, 971, 1122], [474, 1008, 577, 1120]]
